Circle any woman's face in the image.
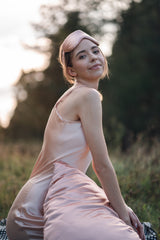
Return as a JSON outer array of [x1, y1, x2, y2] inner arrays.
[[68, 39, 105, 82]]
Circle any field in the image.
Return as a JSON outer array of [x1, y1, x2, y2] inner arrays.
[[0, 138, 159, 238]]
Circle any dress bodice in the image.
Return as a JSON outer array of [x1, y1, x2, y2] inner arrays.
[[30, 85, 93, 179]]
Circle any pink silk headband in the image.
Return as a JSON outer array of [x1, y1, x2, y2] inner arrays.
[[60, 30, 99, 65]]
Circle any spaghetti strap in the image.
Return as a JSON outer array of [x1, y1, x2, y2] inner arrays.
[[54, 83, 81, 123], [55, 83, 102, 123], [55, 104, 81, 124], [55, 82, 100, 108], [55, 82, 85, 107], [55, 85, 75, 107]]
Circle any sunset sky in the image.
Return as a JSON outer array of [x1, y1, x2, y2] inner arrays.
[[0, 0, 58, 127]]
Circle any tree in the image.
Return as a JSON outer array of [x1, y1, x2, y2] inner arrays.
[[101, 0, 160, 149]]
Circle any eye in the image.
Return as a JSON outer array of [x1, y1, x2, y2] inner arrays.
[[93, 49, 100, 54], [79, 55, 86, 60]]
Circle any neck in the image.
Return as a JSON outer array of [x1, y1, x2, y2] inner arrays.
[[74, 79, 99, 90]]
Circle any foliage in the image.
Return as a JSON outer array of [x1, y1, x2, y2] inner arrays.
[[102, 0, 160, 149], [0, 139, 159, 237]]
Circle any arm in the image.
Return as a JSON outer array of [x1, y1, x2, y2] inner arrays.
[[78, 89, 144, 239], [78, 89, 129, 221]]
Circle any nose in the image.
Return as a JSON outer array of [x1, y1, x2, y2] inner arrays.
[[89, 52, 97, 62]]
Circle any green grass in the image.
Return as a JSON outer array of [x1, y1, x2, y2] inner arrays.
[[0, 140, 41, 218], [0, 138, 160, 238]]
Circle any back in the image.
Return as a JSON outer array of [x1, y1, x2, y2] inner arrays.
[[30, 85, 93, 178]]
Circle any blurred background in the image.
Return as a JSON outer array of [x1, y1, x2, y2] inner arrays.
[[0, 0, 160, 237]]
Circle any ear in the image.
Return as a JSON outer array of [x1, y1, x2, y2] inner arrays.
[[67, 67, 77, 77]]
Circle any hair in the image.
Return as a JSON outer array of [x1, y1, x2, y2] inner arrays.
[[59, 48, 74, 84], [58, 47, 74, 84], [58, 30, 109, 84]]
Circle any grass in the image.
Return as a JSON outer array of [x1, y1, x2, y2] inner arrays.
[[112, 139, 160, 238], [0, 138, 160, 238], [0, 140, 40, 218]]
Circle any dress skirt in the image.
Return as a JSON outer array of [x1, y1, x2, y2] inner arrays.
[[43, 161, 140, 240]]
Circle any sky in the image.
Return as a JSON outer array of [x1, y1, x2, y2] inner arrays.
[[0, 0, 60, 127], [0, 0, 133, 128]]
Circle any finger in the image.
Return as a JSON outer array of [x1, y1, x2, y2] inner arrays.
[[133, 220, 145, 240], [131, 212, 145, 240], [129, 212, 145, 240], [129, 211, 138, 228], [137, 223, 145, 240]]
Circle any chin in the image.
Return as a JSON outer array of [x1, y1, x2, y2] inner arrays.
[[91, 72, 104, 80]]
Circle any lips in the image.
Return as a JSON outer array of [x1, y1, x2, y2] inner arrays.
[[89, 64, 101, 70]]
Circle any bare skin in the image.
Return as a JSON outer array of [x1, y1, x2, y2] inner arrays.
[[57, 39, 145, 240]]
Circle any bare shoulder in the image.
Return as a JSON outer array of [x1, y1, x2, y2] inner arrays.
[[76, 87, 101, 108]]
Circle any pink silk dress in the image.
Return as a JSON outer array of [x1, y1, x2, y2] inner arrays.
[[6, 85, 140, 240]]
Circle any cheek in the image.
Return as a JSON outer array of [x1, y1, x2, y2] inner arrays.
[[101, 58, 106, 71], [74, 62, 87, 72], [100, 55, 105, 64]]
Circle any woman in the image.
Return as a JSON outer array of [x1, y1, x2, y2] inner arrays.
[[6, 30, 145, 240]]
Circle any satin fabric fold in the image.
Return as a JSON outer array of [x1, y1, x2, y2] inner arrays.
[[6, 174, 52, 240], [44, 161, 140, 240]]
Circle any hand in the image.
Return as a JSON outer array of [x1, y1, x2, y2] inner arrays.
[[126, 206, 145, 240]]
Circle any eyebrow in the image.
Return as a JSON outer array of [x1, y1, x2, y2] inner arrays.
[[75, 46, 98, 57]]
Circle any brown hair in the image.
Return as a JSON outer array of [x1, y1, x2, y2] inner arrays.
[[59, 46, 74, 84]]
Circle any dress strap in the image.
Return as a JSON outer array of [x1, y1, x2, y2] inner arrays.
[[54, 83, 84, 123], [55, 86, 75, 108], [54, 82, 101, 122], [55, 82, 84, 107]]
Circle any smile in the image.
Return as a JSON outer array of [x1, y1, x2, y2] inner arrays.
[[89, 64, 102, 70]]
